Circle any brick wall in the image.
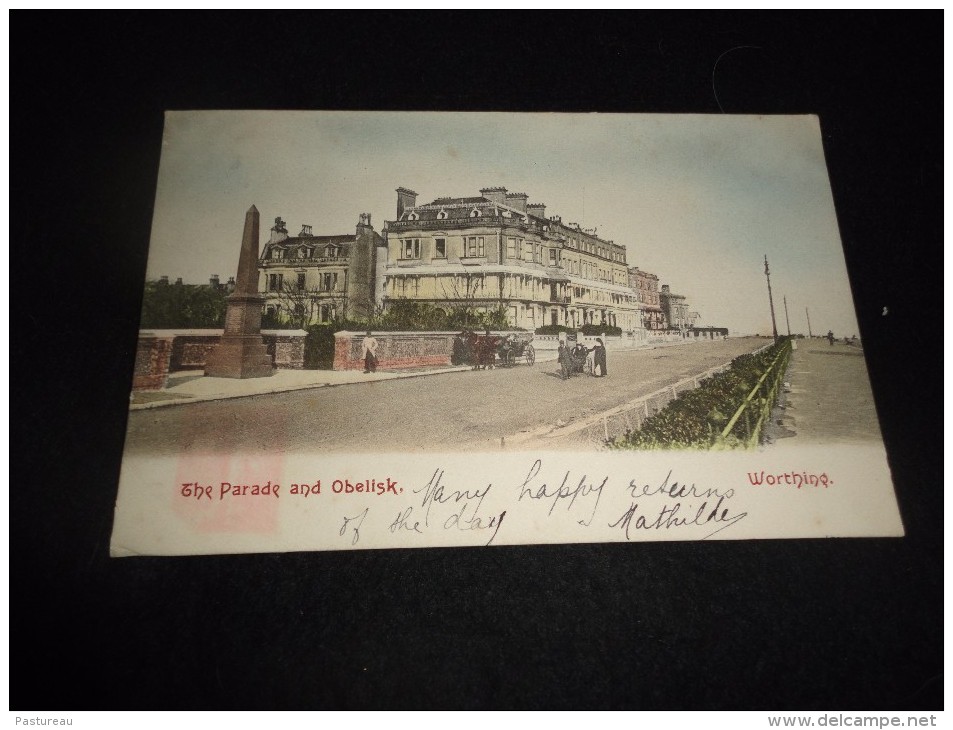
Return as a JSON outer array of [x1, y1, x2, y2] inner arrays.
[[133, 329, 306, 390], [333, 330, 462, 371], [132, 335, 174, 390]]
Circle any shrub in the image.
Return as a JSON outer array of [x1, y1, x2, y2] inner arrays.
[[610, 339, 790, 450], [535, 324, 576, 336], [580, 323, 622, 336]]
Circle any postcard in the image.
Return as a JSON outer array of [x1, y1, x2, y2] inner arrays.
[[110, 111, 903, 556]]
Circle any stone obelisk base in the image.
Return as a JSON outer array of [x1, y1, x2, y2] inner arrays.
[[205, 295, 273, 378], [204, 334, 273, 378]]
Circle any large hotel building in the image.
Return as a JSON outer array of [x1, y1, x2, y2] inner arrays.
[[382, 187, 643, 332]]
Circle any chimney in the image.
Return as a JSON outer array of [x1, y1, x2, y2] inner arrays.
[[505, 192, 528, 213], [356, 212, 373, 235], [299, 224, 313, 237], [175, 277, 183, 286], [210, 274, 220, 288], [480, 186, 507, 205], [396, 187, 418, 219], [159, 275, 169, 285], [527, 203, 546, 219], [269, 216, 288, 243], [227, 276, 236, 292]]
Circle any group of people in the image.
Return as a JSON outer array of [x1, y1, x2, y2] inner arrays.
[[452, 329, 501, 370], [557, 337, 607, 380], [826, 330, 859, 347]]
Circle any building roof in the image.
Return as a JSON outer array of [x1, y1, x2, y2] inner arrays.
[[427, 196, 489, 206], [267, 235, 352, 246]]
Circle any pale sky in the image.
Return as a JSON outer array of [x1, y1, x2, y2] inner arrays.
[[148, 111, 860, 337]]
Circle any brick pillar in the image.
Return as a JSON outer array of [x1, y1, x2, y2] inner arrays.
[[132, 335, 174, 390]]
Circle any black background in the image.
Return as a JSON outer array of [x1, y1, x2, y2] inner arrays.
[[11, 12, 942, 709]]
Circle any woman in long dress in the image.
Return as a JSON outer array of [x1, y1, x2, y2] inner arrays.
[[591, 338, 607, 377]]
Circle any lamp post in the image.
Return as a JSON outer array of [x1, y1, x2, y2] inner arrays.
[[783, 295, 791, 337], [764, 255, 779, 344]]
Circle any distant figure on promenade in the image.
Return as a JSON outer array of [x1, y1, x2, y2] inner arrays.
[[557, 340, 571, 380], [572, 341, 588, 376], [452, 331, 466, 365], [590, 338, 608, 377], [362, 331, 378, 373], [477, 328, 497, 370], [464, 330, 478, 367], [827, 330, 835, 346]]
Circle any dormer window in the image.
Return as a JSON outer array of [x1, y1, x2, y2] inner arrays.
[[408, 212, 419, 221], [470, 209, 481, 218], [437, 209, 448, 220], [272, 248, 284, 260]]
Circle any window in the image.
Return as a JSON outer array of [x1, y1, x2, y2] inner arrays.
[[434, 238, 446, 258], [403, 239, 421, 259], [297, 273, 306, 290], [465, 236, 485, 258], [321, 272, 338, 291], [523, 241, 533, 261], [268, 273, 283, 292], [272, 248, 284, 260], [507, 237, 517, 259], [549, 249, 557, 265], [437, 210, 448, 220]]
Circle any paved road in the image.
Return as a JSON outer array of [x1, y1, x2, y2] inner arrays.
[[765, 341, 883, 445], [124, 338, 767, 454]]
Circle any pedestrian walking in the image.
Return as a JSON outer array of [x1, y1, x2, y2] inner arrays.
[[558, 341, 571, 380], [590, 337, 608, 377], [452, 331, 466, 365], [477, 328, 497, 370], [362, 331, 378, 373]]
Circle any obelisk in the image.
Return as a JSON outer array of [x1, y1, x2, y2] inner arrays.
[[205, 205, 274, 378]]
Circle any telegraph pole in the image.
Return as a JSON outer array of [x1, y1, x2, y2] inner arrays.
[[764, 255, 778, 343], [783, 295, 791, 336], [805, 307, 813, 338]]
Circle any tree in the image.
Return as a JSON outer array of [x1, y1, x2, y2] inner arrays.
[[140, 280, 227, 328]]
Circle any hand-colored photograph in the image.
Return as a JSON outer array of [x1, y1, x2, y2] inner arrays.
[[125, 112, 881, 454]]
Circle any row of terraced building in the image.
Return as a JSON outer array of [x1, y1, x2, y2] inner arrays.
[[257, 186, 701, 334]]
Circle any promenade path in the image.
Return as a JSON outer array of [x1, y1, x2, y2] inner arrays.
[[766, 340, 884, 446], [124, 337, 766, 455]]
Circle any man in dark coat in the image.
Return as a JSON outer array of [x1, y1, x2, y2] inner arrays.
[[558, 341, 571, 380]]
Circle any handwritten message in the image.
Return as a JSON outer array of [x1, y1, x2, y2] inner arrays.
[[174, 458, 762, 547]]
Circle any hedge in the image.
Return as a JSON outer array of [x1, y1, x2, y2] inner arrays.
[[609, 339, 788, 450]]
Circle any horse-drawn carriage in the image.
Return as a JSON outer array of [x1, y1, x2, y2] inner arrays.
[[452, 331, 535, 369], [495, 332, 536, 367]]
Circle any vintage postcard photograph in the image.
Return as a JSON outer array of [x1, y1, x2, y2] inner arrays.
[[111, 112, 903, 556]]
